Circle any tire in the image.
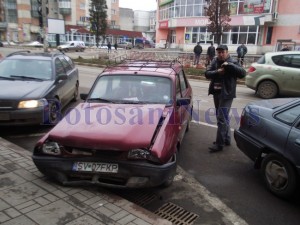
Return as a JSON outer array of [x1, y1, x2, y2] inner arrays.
[[72, 82, 79, 102], [47, 98, 62, 125], [257, 80, 278, 99], [261, 153, 298, 199]]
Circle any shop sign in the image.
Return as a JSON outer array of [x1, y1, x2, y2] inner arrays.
[[159, 21, 169, 29], [185, 33, 190, 40]]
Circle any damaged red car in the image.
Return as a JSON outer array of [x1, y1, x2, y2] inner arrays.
[[32, 60, 193, 188]]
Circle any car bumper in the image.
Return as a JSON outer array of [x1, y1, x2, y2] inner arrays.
[[234, 129, 264, 162], [245, 75, 257, 90], [0, 107, 47, 125], [32, 155, 177, 188]]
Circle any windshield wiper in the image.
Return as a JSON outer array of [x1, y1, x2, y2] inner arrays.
[[0, 76, 15, 80], [10, 75, 43, 81], [87, 98, 115, 103]]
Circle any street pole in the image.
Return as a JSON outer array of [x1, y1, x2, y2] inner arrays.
[[42, 0, 48, 52]]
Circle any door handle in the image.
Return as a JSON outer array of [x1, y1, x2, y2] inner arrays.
[[295, 139, 300, 146]]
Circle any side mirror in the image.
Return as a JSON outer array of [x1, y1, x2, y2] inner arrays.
[[55, 74, 67, 82], [176, 98, 190, 106], [80, 93, 88, 100]]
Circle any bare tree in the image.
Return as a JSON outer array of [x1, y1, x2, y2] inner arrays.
[[205, 0, 231, 45], [89, 0, 108, 48]]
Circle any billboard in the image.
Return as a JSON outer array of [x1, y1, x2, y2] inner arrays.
[[48, 19, 65, 34]]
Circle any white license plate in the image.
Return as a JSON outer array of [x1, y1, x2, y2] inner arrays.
[[72, 162, 118, 173]]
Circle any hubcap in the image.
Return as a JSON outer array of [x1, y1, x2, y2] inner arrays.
[[265, 160, 288, 190]]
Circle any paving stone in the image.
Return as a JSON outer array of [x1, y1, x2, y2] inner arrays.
[[0, 172, 27, 191], [104, 203, 122, 213], [117, 214, 137, 225], [4, 208, 21, 218], [0, 199, 10, 211], [72, 192, 88, 202], [132, 218, 152, 225], [20, 204, 41, 214], [26, 200, 84, 225], [65, 215, 106, 225], [1, 182, 47, 206], [43, 193, 59, 202], [91, 199, 108, 209], [52, 189, 68, 198], [15, 200, 36, 210], [64, 196, 93, 213], [0, 212, 10, 223], [84, 196, 104, 205], [13, 169, 38, 181], [88, 210, 116, 225], [1, 215, 37, 225], [110, 210, 130, 221], [32, 179, 57, 192], [34, 196, 50, 206]]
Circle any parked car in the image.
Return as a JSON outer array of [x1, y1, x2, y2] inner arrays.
[[32, 60, 193, 188], [118, 41, 132, 49], [57, 41, 85, 52], [246, 51, 300, 99], [22, 41, 43, 48], [234, 98, 300, 198], [0, 50, 79, 125], [0, 41, 3, 47]]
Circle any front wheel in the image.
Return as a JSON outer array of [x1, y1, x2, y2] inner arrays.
[[261, 153, 298, 199], [47, 98, 62, 125], [257, 81, 278, 99]]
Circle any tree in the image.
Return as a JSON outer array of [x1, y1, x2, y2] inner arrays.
[[205, 0, 231, 45], [89, 0, 108, 48]]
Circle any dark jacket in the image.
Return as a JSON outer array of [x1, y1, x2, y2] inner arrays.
[[237, 45, 247, 57], [205, 56, 246, 99], [194, 45, 202, 55], [207, 46, 216, 58]]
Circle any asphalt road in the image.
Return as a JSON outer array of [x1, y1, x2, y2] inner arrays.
[[1, 49, 300, 225]]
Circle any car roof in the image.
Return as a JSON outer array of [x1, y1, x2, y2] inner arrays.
[[102, 60, 183, 77], [5, 51, 65, 60], [265, 51, 300, 56]]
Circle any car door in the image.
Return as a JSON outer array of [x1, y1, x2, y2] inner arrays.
[[176, 70, 192, 141], [286, 54, 300, 95]]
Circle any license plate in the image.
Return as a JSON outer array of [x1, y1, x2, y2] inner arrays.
[[0, 112, 10, 121], [72, 162, 118, 173]]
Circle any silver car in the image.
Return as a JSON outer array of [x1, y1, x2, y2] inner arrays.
[[245, 51, 300, 99]]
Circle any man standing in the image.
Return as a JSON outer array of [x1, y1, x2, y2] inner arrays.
[[107, 42, 112, 53], [281, 45, 289, 51], [205, 45, 246, 153], [236, 43, 247, 66], [193, 42, 203, 65], [206, 42, 215, 66]]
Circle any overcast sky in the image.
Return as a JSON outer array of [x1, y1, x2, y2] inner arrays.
[[119, 0, 157, 11]]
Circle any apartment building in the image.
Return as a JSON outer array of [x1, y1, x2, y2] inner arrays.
[[155, 0, 300, 53]]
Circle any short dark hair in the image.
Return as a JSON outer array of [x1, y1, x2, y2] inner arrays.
[[216, 45, 228, 51]]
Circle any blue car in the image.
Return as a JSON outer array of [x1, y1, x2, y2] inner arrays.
[[234, 98, 300, 198]]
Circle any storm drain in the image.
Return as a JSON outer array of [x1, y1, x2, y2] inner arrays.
[[154, 202, 199, 225], [112, 189, 159, 207]]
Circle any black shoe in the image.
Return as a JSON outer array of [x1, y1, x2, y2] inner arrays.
[[213, 141, 230, 146], [209, 144, 223, 153]]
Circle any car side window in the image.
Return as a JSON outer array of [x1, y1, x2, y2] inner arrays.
[[55, 58, 66, 76], [272, 55, 291, 67], [63, 56, 75, 69], [59, 56, 72, 73], [176, 75, 181, 98], [290, 55, 300, 68], [178, 70, 188, 92], [275, 104, 300, 124]]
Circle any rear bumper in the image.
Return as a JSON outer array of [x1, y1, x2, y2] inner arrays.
[[234, 129, 264, 162], [32, 155, 176, 188]]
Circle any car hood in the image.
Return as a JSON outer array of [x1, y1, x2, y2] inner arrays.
[[0, 80, 53, 99], [47, 103, 167, 151]]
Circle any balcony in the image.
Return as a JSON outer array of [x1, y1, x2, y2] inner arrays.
[[59, 0, 71, 15]]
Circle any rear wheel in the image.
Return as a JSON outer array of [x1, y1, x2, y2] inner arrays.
[[257, 80, 278, 99], [261, 153, 298, 198]]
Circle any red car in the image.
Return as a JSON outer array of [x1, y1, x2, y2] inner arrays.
[[32, 60, 193, 188]]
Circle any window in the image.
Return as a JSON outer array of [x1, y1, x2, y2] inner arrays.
[[275, 105, 300, 125], [290, 55, 300, 68], [111, 9, 116, 15], [266, 27, 273, 44], [55, 59, 66, 76]]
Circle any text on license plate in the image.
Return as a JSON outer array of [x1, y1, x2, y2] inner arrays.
[[72, 162, 118, 173]]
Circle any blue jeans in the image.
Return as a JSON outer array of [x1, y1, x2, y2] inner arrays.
[[213, 93, 233, 146]]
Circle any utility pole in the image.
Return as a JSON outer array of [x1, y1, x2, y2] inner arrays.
[[41, 0, 48, 52]]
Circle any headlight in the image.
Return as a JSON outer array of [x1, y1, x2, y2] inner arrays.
[[18, 99, 46, 109], [128, 149, 160, 163], [42, 141, 61, 155]]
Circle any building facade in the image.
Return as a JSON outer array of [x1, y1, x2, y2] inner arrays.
[[155, 0, 300, 53]]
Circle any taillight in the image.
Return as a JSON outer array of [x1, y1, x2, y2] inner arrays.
[[248, 66, 256, 73]]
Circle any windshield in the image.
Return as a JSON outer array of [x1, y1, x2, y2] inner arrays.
[[0, 59, 52, 80], [89, 75, 172, 104]]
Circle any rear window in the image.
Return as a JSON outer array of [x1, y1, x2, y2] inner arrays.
[[256, 55, 265, 64]]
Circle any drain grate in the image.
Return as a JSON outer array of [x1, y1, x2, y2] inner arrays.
[[112, 189, 159, 207], [154, 202, 199, 225]]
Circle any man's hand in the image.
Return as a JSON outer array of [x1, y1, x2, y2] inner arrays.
[[217, 68, 225, 75]]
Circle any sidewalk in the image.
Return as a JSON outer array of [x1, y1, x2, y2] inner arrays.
[[0, 137, 171, 225]]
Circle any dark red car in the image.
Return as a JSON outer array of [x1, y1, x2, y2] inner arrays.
[[32, 60, 193, 188]]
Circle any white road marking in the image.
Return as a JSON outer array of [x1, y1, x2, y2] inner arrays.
[[177, 166, 249, 225]]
